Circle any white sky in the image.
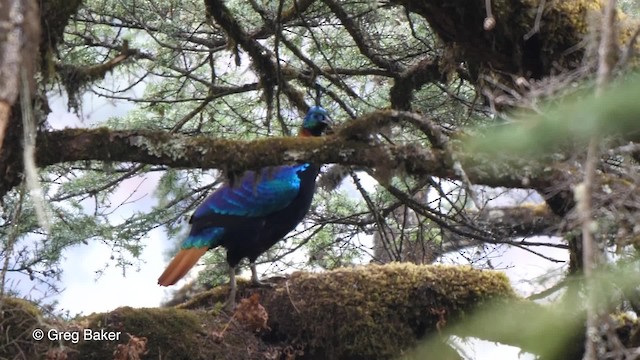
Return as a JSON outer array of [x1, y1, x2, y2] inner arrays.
[[4, 83, 569, 359], [42, 86, 173, 313]]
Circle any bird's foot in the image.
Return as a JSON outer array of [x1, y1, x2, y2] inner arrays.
[[224, 297, 236, 312], [250, 279, 275, 288]]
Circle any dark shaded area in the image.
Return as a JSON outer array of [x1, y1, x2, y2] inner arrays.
[[392, 0, 598, 81], [38, 0, 83, 78]]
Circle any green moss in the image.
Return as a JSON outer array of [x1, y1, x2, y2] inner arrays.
[[77, 307, 211, 359], [490, 0, 603, 76], [174, 263, 515, 359], [264, 263, 515, 359], [196, 136, 330, 176], [1, 296, 42, 317], [0, 297, 46, 359], [393, 0, 635, 91], [1, 265, 518, 359], [75, 302, 277, 359], [175, 278, 254, 311]]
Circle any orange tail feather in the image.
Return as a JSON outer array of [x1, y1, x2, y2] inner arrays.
[[158, 247, 209, 286]]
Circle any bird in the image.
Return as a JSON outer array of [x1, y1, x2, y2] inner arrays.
[[158, 106, 332, 310]]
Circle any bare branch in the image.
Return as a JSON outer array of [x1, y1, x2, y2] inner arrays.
[[322, 0, 403, 73], [204, 0, 308, 115], [389, 56, 446, 110], [581, 0, 618, 357]]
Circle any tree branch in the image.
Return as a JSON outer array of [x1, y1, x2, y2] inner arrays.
[[322, 0, 403, 73], [389, 56, 447, 110], [204, 0, 308, 116], [33, 110, 572, 194]]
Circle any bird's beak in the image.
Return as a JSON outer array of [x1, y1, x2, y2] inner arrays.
[[322, 115, 333, 134]]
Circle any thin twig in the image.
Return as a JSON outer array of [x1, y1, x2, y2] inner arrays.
[[524, 0, 546, 41], [527, 278, 568, 301], [581, 0, 617, 358], [483, 0, 496, 31], [21, 67, 51, 233], [0, 183, 25, 298], [618, 24, 640, 68], [322, 0, 402, 72], [285, 280, 300, 314]]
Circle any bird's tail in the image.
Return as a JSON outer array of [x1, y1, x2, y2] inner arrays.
[[158, 247, 208, 286]]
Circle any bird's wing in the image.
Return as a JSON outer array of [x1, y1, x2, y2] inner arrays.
[[159, 165, 310, 287], [190, 164, 309, 229]]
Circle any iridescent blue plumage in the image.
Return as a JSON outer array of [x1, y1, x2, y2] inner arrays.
[[182, 227, 225, 249], [303, 106, 329, 133], [191, 164, 310, 220], [182, 164, 311, 250], [158, 106, 332, 310]]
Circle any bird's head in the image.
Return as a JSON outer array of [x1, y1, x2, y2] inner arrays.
[[300, 106, 332, 137]]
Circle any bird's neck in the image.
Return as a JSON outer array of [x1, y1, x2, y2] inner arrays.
[[296, 129, 321, 171]]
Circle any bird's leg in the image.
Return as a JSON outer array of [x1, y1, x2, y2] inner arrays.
[[225, 266, 236, 311], [250, 261, 274, 288], [250, 261, 262, 285]]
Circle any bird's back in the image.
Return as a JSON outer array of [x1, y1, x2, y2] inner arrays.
[[222, 163, 320, 266]]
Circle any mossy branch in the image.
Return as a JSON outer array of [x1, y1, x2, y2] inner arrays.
[[35, 123, 561, 192], [9, 263, 640, 359], [33, 75, 640, 193], [181, 263, 520, 359], [56, 42, 131, 86]]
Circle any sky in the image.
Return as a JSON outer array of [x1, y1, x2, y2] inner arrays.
[[40, 85, 174, 313], [4, 82, 569, 359]]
